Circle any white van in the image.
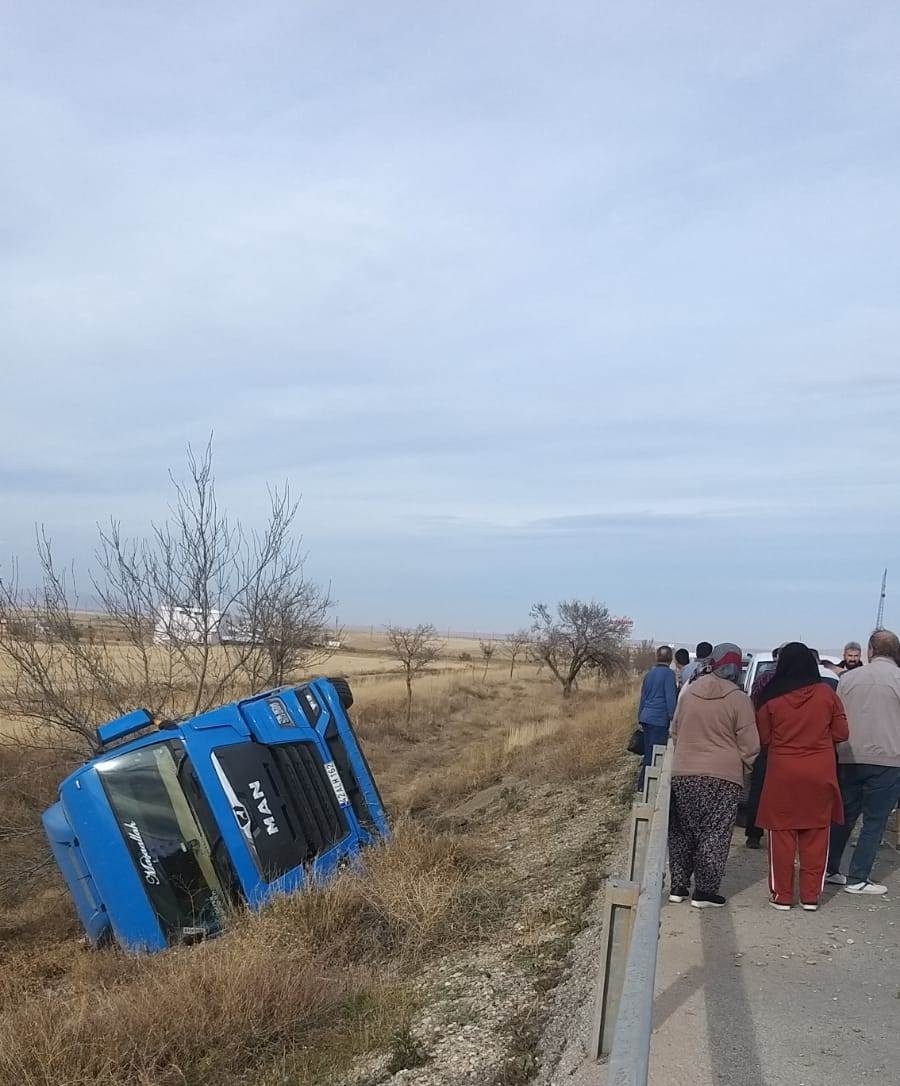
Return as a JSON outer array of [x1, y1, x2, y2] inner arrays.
[[153, 606, 221, 646]]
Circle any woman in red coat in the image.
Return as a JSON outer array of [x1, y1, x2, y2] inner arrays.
[[755, 642, 849, 911]]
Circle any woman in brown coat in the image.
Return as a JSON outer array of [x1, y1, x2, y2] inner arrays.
[[668, 643, 760, 909]]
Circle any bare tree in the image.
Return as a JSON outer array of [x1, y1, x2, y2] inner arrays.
[[479, 640, 495, 681], [0, 441, 333, 755], [501, 629, 531, 679], [529, 600, 632, 696], [385, 624, 444, 723]]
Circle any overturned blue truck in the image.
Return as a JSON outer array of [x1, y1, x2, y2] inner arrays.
[[42, 677, 388, 952]]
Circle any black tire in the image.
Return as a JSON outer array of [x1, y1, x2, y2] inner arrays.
[[326, 676, 354, 710]]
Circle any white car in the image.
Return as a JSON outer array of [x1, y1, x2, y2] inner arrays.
[[743, 651, 838, 695]]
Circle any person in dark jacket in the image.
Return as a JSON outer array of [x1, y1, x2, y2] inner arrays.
[[837, 641, 864, 672], [674, 648, 691, 689], [680, 641, 713, 687], [745, 643, 784, 849], [637, 646, 677, 789]]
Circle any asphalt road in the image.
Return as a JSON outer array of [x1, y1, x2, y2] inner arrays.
[[647, 831, 899, 1086]]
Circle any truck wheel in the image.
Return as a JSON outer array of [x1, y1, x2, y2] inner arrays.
[[327, 676, 354, 710]]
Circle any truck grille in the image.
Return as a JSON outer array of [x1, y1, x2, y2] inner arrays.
[[269, 742, 348, 858]]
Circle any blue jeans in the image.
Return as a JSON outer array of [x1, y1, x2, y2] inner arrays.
[[637, 723, 669, 790], [828, 764, 900, 882]]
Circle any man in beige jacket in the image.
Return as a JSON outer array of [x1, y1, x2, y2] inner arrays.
[[827, 629, 900, 895]]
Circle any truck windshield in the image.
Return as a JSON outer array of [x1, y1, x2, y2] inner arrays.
[[97, 740, 233, 946]]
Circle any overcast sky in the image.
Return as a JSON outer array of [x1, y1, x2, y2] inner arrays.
[[2, 2, 899, 648]]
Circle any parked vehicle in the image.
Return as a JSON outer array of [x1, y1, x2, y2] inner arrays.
[[153, 605, 222, 645], [216, 614, 257, 645], [743, 651, 839, 694], [42, 678, 387, 952]]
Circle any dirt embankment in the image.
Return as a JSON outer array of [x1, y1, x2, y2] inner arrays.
[[353, 762, 635, 1086]]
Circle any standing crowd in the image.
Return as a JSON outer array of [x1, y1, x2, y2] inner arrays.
[[637, 632, 900, 911]]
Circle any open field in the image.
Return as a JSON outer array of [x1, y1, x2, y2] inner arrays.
[[0, 629, 638, 1086], [0, 625, 496, 739]]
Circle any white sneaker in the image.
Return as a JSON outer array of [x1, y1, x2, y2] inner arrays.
[[844, 881, 888, 895], [800, 902, 819, 911], [824, 873, 847, 885]]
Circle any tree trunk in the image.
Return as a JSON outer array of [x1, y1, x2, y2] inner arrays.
[[405, 673, 413, 723]]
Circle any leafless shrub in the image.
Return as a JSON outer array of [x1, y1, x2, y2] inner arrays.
[[385, 624, 444, 722], [479, 639, 495, 681], [501, 629, 531, 679]]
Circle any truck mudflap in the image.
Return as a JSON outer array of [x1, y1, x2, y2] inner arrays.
[[42, 802, 110, 944]]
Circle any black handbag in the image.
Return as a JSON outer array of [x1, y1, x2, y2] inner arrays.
[[627, 727, 645, 756]]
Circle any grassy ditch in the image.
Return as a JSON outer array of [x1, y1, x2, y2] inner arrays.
[[0, 673, 636, 1086]]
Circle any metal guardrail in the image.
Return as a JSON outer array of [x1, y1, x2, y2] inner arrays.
[[589, 741, 673, 1082]]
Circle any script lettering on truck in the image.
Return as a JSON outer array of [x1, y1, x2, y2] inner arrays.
[[122, 820, 160, 885], [249, 780, 280, 836]]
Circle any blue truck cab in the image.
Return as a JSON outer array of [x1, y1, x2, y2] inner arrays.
[[42, 677, 387, 953]]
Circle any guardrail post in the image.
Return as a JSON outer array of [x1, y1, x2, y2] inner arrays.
[[651, 743, 666, 771], [589, 878, 640, 1058], [628, 803, 654, 884], [642, 765, 661, 806]]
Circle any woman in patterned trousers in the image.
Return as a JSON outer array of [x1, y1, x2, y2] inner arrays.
[[667, 643, 760, 908]]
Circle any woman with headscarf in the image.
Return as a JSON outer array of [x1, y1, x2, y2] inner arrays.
[[668, 643, 760, 908], [755, 642, 849, 911]]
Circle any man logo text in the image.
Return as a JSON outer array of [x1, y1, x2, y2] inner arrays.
[[249, 781, 279, 835]]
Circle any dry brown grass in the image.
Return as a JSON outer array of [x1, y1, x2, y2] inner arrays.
[[0, 826, 487, 1086], [0, 743, 79, 907], [388, 680, 636, 814], [0, 943, 380, 1086]]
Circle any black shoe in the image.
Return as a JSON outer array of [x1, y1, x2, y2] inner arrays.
[[745, 836, 762, 850], [668, 887, 690, 903], [691, 891, 726, 909]]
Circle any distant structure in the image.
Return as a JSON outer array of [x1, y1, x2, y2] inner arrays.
[[875, 568, 888, 631]]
